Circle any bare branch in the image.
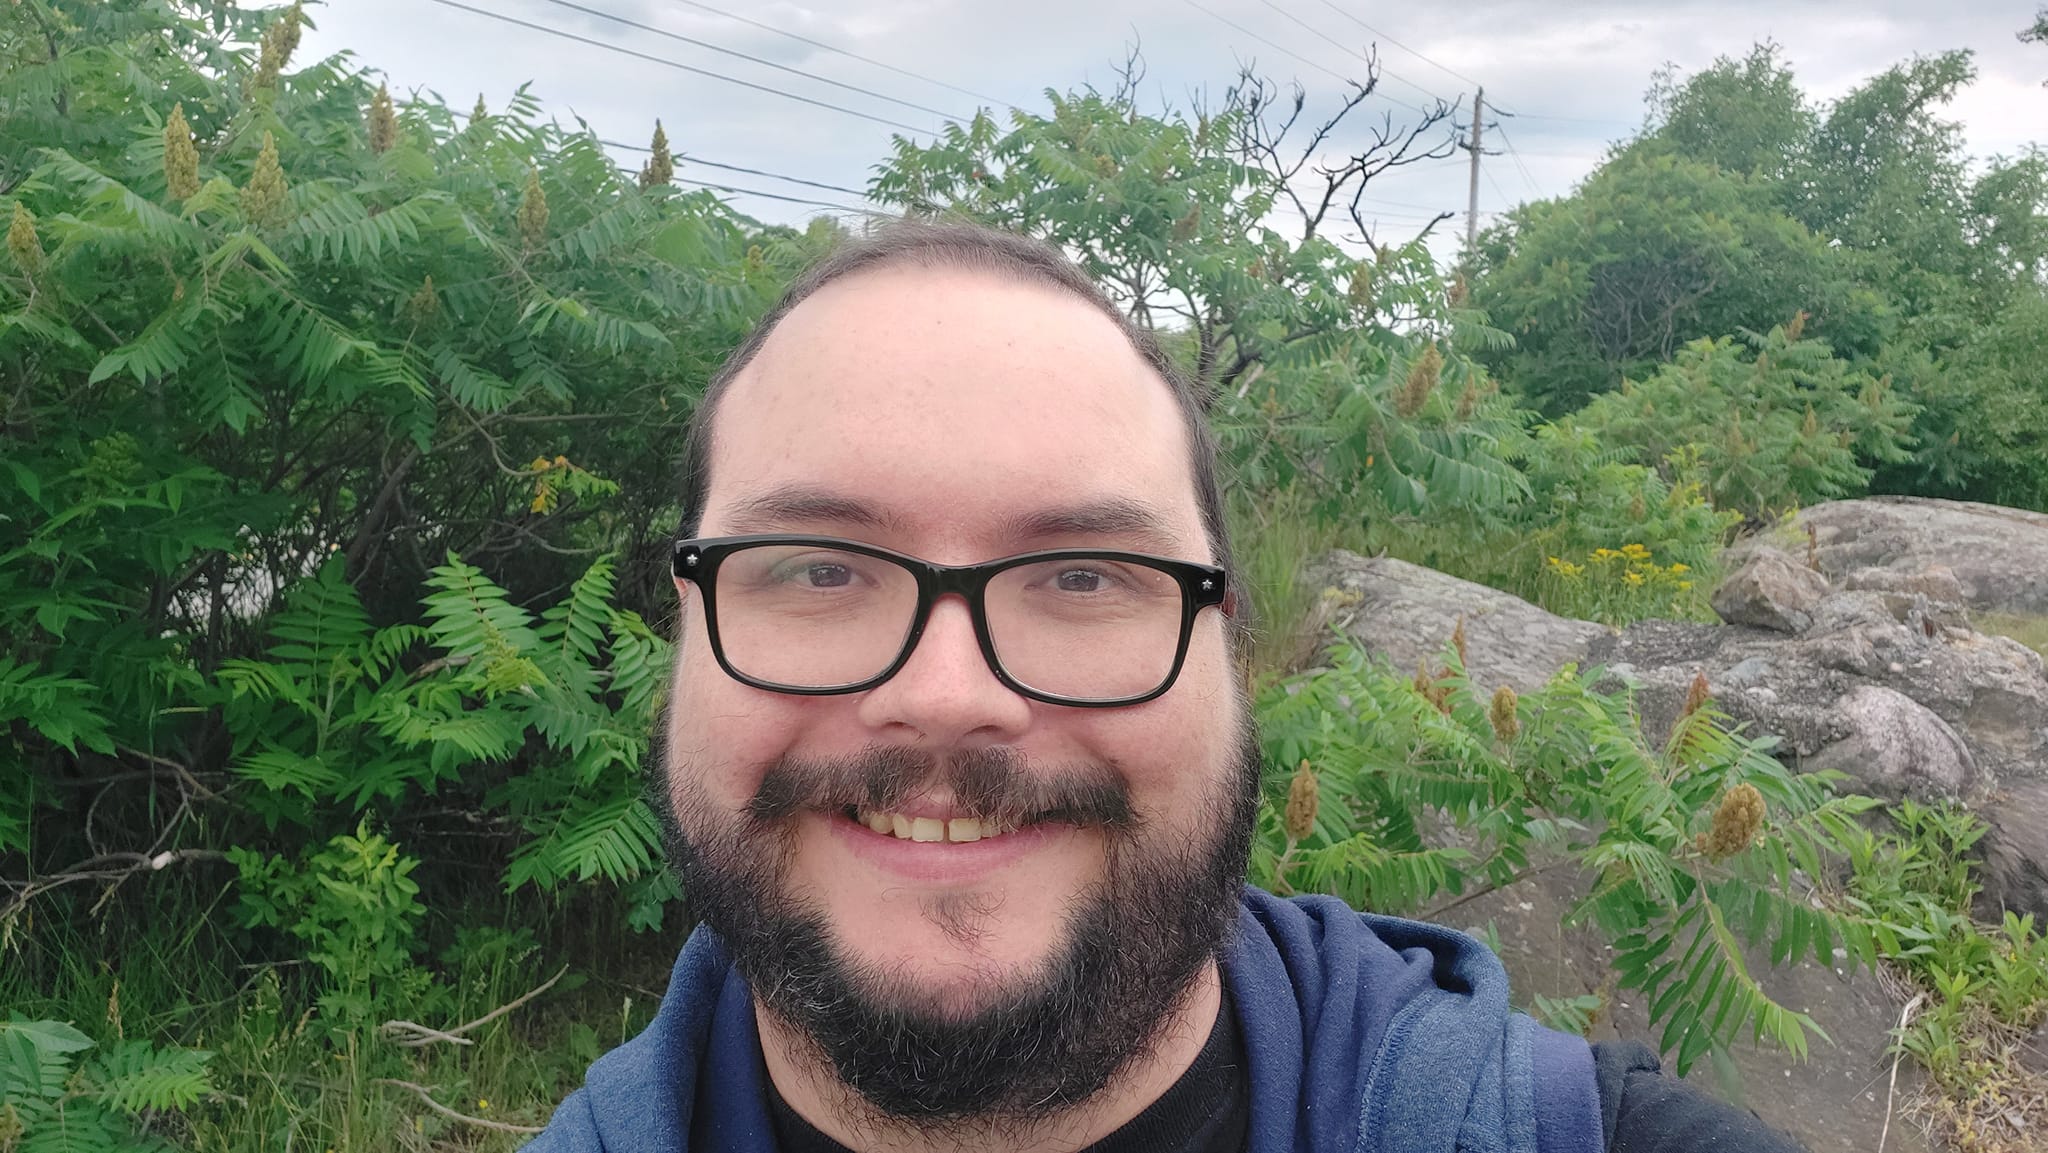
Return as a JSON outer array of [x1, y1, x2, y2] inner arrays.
[[374, 1079, 545, 1135], [1, 849, 230, 925], [381, 964, 569, 1048]]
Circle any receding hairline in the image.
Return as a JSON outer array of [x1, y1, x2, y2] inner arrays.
[[714, 240, 1158, 400], [719, 258, 1169, 408]]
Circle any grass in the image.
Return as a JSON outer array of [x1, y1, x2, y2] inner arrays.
[[1976, 611, 2048, 658], [2, 878, 681, 1151], [1227, 486, 1368, 684]]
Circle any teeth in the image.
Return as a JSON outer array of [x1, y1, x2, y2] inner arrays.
[[856, 811, 1015, 844]]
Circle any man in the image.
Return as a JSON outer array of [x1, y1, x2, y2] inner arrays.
[[525, 221, 1803, 1153]]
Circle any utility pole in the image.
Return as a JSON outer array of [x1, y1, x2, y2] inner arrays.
[[1465, 86, 1484, 249]]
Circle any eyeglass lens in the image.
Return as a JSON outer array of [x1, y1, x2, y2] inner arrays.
[[710, 543, 1185, 701]]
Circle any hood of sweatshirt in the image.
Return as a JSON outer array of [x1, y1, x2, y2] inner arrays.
[[522, 887, 1600, 1153]]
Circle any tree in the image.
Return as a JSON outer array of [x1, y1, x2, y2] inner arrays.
[[1574, 319, 1916, 522], [1468, 150, 1855, 414], [1, 0, 793, 953], [1643, 43, 1816, 186], [869, 58, 1531, 524]]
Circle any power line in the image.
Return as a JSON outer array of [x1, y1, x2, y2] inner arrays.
[[1492, 108, 1639, 129], [1482, 163, 1514, 216], [602, 134, 873, 199], [1253, 0, 1453, 113], [1493, 123, 1547, 201], [672, 175, 884, 216], [1312, 0, 1480, 89], [535, 0, 967, 123], [420, 0, 929, 134], [1310, 3, 1639, 134], [453, 99, 883, 204], [660, 0, 1018, 113], [1177, 0, 1363, 93], [683, 155, 870, 199]]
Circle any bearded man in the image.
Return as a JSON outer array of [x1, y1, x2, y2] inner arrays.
[[524, 221, 1804, 1153]]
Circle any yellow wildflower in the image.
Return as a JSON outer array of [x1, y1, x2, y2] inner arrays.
[[1669, 563, 1689, 574], [1623, 570, 1646, 586]]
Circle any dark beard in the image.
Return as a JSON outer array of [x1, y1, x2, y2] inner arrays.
[[651, 725, 1261, 1133]]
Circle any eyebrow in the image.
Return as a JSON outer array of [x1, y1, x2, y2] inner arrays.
[[994, 497, 1184, 552], [719, 486, 909, 535], [716, 487, 1186, 553]]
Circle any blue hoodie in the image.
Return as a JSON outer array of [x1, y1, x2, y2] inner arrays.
[[523, 887, 1604, 1153]]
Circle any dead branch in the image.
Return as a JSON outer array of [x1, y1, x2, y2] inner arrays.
[[380, 963, 569, 1048], [113, 746, 224, 801], [1, 848, 231, 923], [373, 1079, 545, 1135], [1226, 59, 1460, 246]]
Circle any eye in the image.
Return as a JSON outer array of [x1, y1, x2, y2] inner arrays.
[[799, 563, 854, 588], [1053, 568, 1109, 593]]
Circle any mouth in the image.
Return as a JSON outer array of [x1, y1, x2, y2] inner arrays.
[[844, 807, 1024, 844]]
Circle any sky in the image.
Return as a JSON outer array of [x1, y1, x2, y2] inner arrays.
[[298, 0, 2047, 260]]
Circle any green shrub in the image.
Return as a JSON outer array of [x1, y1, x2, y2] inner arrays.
[[1254, 642, 1888, 1073], [1575, 319, 1917, 523], [0, 1018, 212, 1152], [1843, 801, 2048, 1148]]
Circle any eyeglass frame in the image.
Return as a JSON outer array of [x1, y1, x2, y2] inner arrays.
[[671, 534, 1230, 708]]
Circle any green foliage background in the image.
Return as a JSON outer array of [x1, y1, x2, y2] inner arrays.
[[2, 3, 2043, 1150]]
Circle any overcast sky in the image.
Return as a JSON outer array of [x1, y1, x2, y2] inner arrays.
[[299, 0, 2046, 258]]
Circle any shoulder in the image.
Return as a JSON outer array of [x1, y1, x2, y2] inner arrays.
[[1590, 1041, 1808, 1153], [519, 1088, 602, 1152]]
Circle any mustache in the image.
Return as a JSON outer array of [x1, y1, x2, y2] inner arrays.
[[744, 745, 1134, 830]]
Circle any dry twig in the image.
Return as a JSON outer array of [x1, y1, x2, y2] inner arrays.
[[380, 963, 568, 1047], [373, 1079, 544, 1135], [1878, 992, 1926, 1153]]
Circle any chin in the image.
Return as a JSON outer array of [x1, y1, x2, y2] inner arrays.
[[812, 880, 1072, 999]]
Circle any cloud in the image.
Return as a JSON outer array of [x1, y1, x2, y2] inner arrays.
[[299, 0, 2044, 254]]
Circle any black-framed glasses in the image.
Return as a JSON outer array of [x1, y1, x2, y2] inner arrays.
[[672, 535, 1229, 707]]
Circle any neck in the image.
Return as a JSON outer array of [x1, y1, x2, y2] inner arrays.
[[755, 960, 1223, 1153]]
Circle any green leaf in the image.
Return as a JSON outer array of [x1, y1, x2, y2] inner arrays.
[[87, 1041, 212, 1113]]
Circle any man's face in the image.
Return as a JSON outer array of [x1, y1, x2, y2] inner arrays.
[[662, 264, 1251, 1120]]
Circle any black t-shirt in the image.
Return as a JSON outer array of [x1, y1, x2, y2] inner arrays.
[[765, 1002, 1805, 1153], [767, 989, 1249, 1153]]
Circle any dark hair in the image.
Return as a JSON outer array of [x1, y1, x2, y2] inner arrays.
[[673, 219, 1241, 626]]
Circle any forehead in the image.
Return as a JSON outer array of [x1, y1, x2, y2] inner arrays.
[[699, 264, 1206, 555]]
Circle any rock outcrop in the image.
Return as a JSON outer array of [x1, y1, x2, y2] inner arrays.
[[1711, 547, 1832, 633], [1747, 496, 2048, 617], [1311, 496, 2048, 1153], [1309, 552, 1610, 693], [1315, 498, 2048, 916]]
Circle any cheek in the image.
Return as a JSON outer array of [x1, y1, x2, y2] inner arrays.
[[1093, 625, 1242, 818], [664, 638, 800, 814]]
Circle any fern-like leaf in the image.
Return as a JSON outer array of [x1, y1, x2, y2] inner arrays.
[[87, 1041, 212, 1113]]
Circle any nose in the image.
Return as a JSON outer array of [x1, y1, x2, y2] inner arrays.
[[856, 593, 1032, 746]]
